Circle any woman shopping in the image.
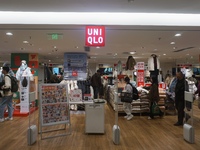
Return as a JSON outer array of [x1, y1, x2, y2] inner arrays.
[[122, 76, 134, 121], [148, 76, 164, 119]]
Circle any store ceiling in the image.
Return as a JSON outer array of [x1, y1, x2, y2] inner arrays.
[[0, 0, 200, 65]]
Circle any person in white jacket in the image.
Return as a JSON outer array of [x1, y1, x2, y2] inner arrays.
[[0, 67, 14, 122], [123, 76, 134, 121]]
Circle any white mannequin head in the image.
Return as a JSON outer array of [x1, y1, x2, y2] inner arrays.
[[20, 60, 28, 71], [185, 69, 193, 78]]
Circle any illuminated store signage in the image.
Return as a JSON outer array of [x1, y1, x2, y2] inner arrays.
[[85, 26, 105, 47]]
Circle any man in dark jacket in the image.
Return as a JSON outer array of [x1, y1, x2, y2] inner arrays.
[[91, 70, 102, 99], [174, 71, 189, 126]]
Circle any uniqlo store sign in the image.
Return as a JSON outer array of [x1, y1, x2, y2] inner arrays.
[[85, 26, 105, 47]]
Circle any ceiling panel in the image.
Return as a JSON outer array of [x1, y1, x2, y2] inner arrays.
[[0, 0, 200, 65]]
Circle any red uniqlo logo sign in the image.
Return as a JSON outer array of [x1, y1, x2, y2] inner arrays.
[[85, 26, 105, 47]]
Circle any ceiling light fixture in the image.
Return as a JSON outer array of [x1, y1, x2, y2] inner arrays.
[[175, 33, 181, 37], [23, 41, 28, 43], [6, 32, 13, 36], [170, 42, 175, 44], [163, 54, 166, 56], [96, 47, 100, 49], [130, 51, 136, 54]]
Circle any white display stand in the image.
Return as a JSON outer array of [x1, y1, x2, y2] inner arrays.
[[20, 76, 30, 113], [85, 102, 105, 134]]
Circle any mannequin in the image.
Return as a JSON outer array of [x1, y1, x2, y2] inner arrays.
[[148, 54, 160, 78], [185, 68, 197, 94], [16, 60, 34, 81]]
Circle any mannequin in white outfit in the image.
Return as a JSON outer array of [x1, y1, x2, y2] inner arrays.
[[16, 60, 34, 81]]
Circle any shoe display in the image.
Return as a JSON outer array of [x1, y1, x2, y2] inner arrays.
[[127, 114, 133, 120], [0, 118, 4, 123], [174, 122, 183, 126], [5, 117, 13, 121]]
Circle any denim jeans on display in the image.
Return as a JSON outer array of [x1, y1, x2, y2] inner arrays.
[[0, 95, 13, 119]]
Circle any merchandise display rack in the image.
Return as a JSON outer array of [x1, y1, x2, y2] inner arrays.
[[39, 84, 71, 140]]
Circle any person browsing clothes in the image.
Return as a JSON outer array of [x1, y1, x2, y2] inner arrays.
[[0, 67, 14, 122], [122, 76, 134, 121], [148, 76, 164, 119]]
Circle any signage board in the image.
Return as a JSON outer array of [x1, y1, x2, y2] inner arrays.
[[85, 26, 105, 47]]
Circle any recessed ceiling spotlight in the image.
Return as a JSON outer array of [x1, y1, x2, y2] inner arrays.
[[170, 42, 175, 44], [175, 33, 181, 37], [75, 46, 79, 49], [53, 46, 57, 49], [163, 54, 166, 56], [96, 47, 100, 49], [49, 60, 51, 62], [23, 41, 29, 44], [173, 47, 176, 49], [6, 32, 13, 36], [130, 51, 136, 54]]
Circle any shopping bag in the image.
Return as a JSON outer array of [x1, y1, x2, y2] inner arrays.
[[152, 102, 160, 114], [120, 92, 133, 103]]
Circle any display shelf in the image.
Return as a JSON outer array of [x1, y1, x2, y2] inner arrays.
[[106, 85, 150, 115]]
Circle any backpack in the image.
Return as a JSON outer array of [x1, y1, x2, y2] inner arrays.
[[6, 75, 19, 92], [128, 83, 139, 100]]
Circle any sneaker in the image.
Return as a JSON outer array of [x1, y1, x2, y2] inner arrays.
[[127, 114, 133, 120], [5, 117, 13, 121], [124, 115, 129, 119], [148, 116, 152, 120], [0, 118, 4, 123]]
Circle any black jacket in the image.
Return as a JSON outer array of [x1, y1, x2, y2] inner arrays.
[[175, 78, 189, 102]]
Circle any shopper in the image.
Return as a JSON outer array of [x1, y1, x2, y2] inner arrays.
[[148, 76, 164, 119], [3, 61, 15, 77], [174, 71, 189, 126], [0, 67, 14, 122], [123, 76, 134, 121], [195, 77, 200, 109], [195, 77, 200, 96], [91, 69, 102, 99]]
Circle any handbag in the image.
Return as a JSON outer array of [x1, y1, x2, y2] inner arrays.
[[151, 102, 160, 114], [121, 92, 133, 103]]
